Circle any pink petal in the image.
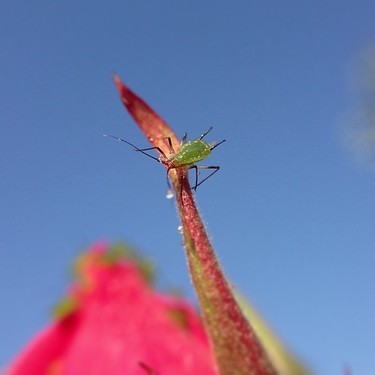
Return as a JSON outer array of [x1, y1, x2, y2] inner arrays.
[[7, 244, 218, 375]]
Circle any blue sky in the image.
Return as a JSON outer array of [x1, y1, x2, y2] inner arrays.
[[1, 1, 375, 374]]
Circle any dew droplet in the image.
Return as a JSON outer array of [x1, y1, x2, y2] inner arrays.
[[177, 226, 183, 233], [166, 189, 174, 199]]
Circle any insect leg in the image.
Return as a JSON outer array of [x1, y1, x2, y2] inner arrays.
[[166, 166, 174, 190], [181, 132, 187, 144], [189, 165, 199, 190], [167, 137, 173, 150], [189, 165, 220, 190], [161, 136, 176, 155], [166, 166, 188, 201]]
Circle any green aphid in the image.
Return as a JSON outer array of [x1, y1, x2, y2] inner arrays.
[[105, 127, 225, 191]]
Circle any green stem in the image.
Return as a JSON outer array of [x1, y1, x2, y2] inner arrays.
[[174, 177, 277, 375]]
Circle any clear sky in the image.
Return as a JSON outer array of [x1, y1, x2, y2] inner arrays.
[[1, 2, 375, 374]]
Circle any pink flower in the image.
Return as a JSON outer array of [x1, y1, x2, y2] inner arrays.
[[7, 243, 218, 375]]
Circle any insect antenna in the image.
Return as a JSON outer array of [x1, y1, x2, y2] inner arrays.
[[103, 133, 161, 162]]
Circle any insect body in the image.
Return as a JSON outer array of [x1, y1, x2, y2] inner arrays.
[[171, 139, 212, 166], [105, 127, 225, 190]]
